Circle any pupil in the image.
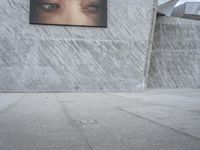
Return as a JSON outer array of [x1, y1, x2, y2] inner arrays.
[[41, 3, 59, 10], [50, 4, 55, 9]]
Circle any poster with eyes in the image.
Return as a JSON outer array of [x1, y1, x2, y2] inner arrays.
[[30, 0, 107, 27]]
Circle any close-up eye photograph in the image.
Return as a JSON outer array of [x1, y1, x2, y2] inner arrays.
[[30, 0, 107, 27]]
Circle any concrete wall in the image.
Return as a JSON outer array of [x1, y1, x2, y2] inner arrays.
[[171, 2, 200, 21], [0, 0, 157, 92], [148, 16, 200, 88]]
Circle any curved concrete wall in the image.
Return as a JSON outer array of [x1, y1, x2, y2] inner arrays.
[[157, 0, 179, 16], [0, 0, 157, 92], [148, 16, 200, 88]]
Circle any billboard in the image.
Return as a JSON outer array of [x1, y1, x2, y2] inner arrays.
[[30, 0, 107, 27]]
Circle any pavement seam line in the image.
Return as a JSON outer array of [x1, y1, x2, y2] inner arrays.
[[117, 107, 200, 142], [54, 94, 94, 150]]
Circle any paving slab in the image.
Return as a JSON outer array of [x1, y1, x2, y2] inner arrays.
[[0, 89, 200, 150]]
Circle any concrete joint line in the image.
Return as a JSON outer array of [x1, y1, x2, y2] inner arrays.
[[117, 107, 200, 142], [54, 94, 94, 150]]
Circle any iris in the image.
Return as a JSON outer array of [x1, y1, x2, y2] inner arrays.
[[41, 3, 60, 11]]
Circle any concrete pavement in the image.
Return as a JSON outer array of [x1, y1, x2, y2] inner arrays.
[[0, 89, 200, 150]]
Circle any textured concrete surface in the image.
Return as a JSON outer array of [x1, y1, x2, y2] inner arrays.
[[148, 16, 200, 88], [0, 89, 200, 150], [0, 0, 157, 92], [158, 0, 175, 5], [157, 0, 179, 16]]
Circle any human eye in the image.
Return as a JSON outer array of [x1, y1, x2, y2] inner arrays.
[[40, 3, 60, 11], [84, 4, 100, 13], [81, 1, 102, 14]]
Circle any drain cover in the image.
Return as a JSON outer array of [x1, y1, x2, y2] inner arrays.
[[79, 119, 98, 125]]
